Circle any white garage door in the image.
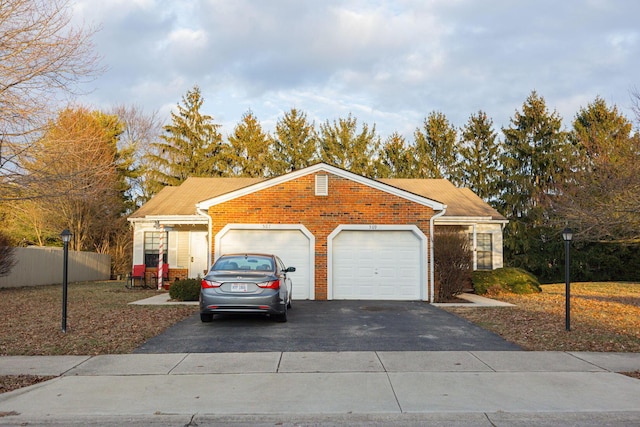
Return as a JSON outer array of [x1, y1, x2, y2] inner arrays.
[[332, 230, 422, 300], [218, 228, 312, 300]]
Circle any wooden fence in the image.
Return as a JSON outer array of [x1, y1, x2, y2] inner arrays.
[[0, 246, 111, 288]]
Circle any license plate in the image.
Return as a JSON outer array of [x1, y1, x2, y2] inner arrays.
[[231, 283, 248, 292]]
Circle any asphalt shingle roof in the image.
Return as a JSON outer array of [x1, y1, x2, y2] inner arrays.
[[129, 175, 505, 221]]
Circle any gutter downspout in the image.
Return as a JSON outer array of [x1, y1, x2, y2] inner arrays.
[[429, 208, 447, 303]]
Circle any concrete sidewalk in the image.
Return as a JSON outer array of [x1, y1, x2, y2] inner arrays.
[[0, 351, 639, 426]]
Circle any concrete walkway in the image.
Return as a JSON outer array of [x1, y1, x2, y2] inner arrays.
[[131, 291, 515, 307], [0, 351, 639, 426]]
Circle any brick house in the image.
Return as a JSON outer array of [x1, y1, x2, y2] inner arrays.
[[127, 163, 507, 302]]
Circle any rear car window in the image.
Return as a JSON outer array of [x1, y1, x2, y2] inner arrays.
[[213, 256, 274, 271]]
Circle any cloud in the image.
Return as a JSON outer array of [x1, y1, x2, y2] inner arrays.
[[72, 0, 640, 140]]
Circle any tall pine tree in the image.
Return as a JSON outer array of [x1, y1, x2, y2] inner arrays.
[[557, 97, 640, 242], [377, 132, 414, 178], [270, 108, 318, 175], [227, 110, 273, 177], [318, 113, 380, 176], [413, 111, 458, 179], [146, 86, 225, 193], [458, 111, 501, 204], [499, 91, 570, 274]]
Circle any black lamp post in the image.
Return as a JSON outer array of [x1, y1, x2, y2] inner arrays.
[[562, 227, 573, 331], [61, 229, 72, 333]]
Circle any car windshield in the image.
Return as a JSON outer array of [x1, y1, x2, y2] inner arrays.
[[212, 255, 274, 272]]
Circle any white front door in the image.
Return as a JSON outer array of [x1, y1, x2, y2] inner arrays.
[[331, 230, 422, 300], [189, 231, 209, 278], [217, 227, 313, 300]]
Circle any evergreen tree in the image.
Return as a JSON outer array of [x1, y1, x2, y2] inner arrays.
[[377, 132, 414, 178], [458, 111, 501, 204], [555, 97, 640, 243], [146, 86, 225, 193], [413, 111, 458, 179], [499, 91, 570, 273], [227, 110, 273, 177], [572, 96, 636, 169], [318, 114, 380, 176], [271, 108, 318, 175]]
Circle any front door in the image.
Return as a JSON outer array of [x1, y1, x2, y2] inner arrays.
[[189, 231, 209, 278]]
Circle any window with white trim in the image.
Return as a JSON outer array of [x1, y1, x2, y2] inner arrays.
[[144, 231, 168, 267], [476, 233, 493, 270]]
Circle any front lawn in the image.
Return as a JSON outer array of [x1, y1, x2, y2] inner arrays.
[[0, 281, 197, 356], [443, 282, 640, 352]]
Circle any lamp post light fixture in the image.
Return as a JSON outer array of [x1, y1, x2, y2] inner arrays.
[[562, 227, 573, 331], [60, 229, 72, 333]]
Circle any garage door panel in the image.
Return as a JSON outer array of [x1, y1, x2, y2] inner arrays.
[[219, 229, 311, 300], [333, 230, 422, 300]]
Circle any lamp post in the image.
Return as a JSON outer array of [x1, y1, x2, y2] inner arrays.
[[562, 227, 573, 331], [60, 229, 72, 333]]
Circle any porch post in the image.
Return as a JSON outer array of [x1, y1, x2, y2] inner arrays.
[[157, 223, 164, 290]]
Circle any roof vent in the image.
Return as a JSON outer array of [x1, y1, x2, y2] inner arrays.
[[315, 175, 328, 196]]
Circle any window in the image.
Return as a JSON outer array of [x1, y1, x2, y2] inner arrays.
[[144, 231, 168, 267], [213, 255, 274, 271], [476, 233, 493, 270]]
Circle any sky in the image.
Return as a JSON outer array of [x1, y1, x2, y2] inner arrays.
[[71, 0, 640, 141]]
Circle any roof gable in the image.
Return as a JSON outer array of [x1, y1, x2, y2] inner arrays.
[[195, 163, 446, 212]]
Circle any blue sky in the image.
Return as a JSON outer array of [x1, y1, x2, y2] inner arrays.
[[72, 0, 640, 140]]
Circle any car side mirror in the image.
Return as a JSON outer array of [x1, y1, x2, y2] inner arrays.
[[285, 266, 296, 273]]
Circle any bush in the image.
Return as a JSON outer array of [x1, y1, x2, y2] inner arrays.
[[434, 230, 472, 302], [0, 231, 16, 278], [472, 267, 541, 295], [169, 279, 201, 301]]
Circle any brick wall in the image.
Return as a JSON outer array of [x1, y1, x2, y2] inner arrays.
[[208, 173, 435, 300]]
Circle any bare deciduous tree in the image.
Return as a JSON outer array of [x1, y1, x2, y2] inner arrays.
[[110, 104, 162, 208], [0, 0, 101, 200], [434, 229, 472, 302]]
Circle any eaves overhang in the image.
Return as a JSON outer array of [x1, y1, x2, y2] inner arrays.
[[434, 215, 509, 225], [127, 215, 209, 225]]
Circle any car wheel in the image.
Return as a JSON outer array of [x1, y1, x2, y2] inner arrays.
[[275, 305, 287, 322], [200, 313, 213, 322], [287, 297, 292, 309]]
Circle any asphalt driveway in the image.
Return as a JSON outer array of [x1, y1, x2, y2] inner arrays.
[[134, 300, 521, 353]]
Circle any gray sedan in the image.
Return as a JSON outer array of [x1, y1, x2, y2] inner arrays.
[[200, 253, 295, 323]]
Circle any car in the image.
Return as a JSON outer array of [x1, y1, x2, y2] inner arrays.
[[199, 253, 295, 323]]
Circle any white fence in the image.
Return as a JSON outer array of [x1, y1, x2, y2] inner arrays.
[[0, 246, 111, 288]]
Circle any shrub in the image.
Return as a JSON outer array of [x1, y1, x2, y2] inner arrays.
[[0, 231, 16, 278], [434, 230, 472, 302], [472, 267, 541, 295], [169, 279, 200, 301]]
